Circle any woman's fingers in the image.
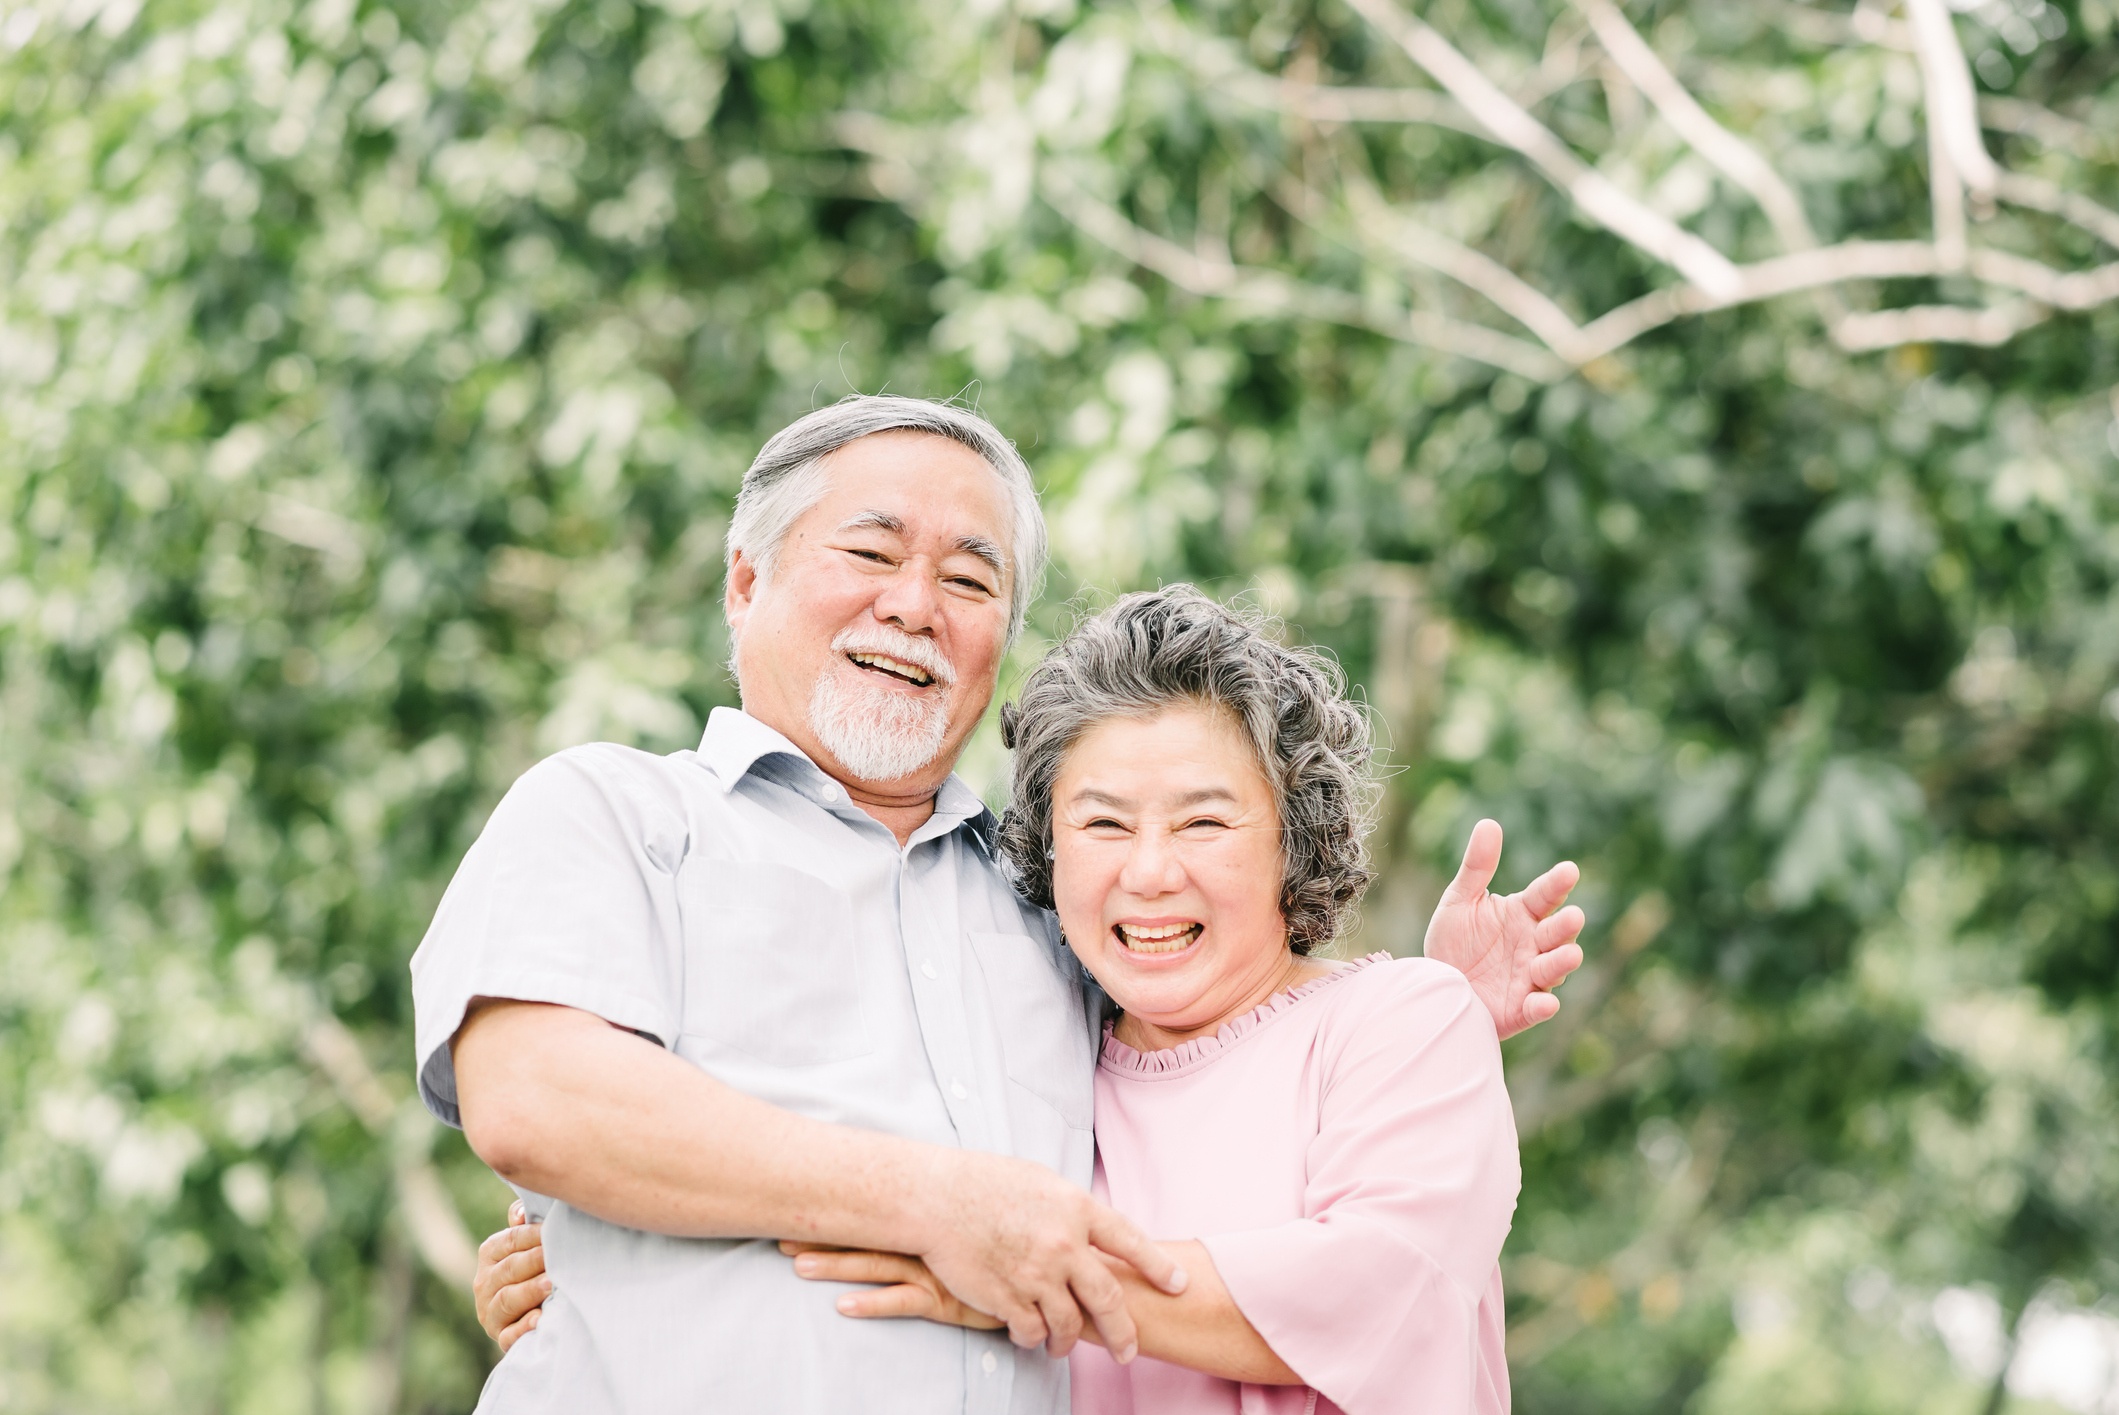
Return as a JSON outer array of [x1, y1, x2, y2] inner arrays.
[[478, 1221, 543, 1267], [1534, 904, 1586, 952], [1529, 941, 1584, 991], [1520, 990, 1561, 1026], [1440, 819, 1504, 904], [508, 1198, 528, 1227], [835, 1283, 942, 1320], [1518, 859, 1581, 920], [489, 1271, 555, 1333], [792, 1250, 928, 1285], [496, 1306, 540, 1353]]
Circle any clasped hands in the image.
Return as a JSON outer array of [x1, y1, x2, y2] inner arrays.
[[476, 819, 1582, 1359]]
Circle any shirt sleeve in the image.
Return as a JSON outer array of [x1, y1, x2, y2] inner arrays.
[[1197, 961, 1520, 1415], [409, 744, 690, 1127]]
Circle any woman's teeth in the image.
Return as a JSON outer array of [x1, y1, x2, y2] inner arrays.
[[1116, 923, 1201, 954]]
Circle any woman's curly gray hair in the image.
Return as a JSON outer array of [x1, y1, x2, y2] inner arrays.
[[997, 586, 1377, 956]]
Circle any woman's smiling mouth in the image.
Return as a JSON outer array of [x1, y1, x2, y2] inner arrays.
[[1115, 921, 1203, 955]]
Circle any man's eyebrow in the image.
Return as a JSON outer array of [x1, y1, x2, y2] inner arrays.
[[951, 534, 1007, 582], [836, 510, 906, 536]]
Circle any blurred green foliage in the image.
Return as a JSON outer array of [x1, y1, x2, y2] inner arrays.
[[2, 0, 2117, 1410]]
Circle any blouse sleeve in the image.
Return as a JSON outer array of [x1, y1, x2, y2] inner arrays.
[[1197, 960, 1519, 1415]]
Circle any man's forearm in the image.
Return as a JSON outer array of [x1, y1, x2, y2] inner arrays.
[[454, 1000, 945, 1252]]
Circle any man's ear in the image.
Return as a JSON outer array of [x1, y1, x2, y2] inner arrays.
[[724, 549, 760, 633]]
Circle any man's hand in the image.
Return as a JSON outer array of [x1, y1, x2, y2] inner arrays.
[[1424, 818, 1586, 1039], [903, 1148, 1185, 1363], [474, 1200, 551, 1351]]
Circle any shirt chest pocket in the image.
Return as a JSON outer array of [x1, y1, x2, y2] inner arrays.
[[676, 860, 875, 1067], [968, 931, 1094, 1130]]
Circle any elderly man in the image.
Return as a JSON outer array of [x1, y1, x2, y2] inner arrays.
[[411, 395, 1583, 1414]]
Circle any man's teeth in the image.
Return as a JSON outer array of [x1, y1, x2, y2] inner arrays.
[[1117, 923, 1200, 954], [848, 652, 935, 686]]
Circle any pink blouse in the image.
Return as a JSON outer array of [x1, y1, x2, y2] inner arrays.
[[1070, 954, 1519, 1415]]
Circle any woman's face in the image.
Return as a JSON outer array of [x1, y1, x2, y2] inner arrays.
[[1050, 704, 1298, 1045]]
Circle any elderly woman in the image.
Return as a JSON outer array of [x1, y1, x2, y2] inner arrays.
[[479, 586, 1580, 1413]]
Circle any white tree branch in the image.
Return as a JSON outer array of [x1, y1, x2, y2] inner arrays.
[[1834, 302, 2044, 350], [1994, 171, 2119, 252], [1341, 0, 1745, 299], [1906, 0, 2000, 200], [1930, 97, 1969, 270], [1979, 96, 2106, 161], [1571, 0, 1817, 251], [1038, 164, 1566, 379], [307, 1014, 480, 1287]]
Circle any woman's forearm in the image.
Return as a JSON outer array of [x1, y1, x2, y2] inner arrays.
[[1083, 1240, 1302, 1385]]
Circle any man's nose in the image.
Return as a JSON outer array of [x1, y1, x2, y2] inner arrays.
[[1118, 828, 1187, 898], [870, 564, 944, 635]]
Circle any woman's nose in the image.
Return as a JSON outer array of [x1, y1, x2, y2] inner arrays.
[[1118, 829, 1187, 897]]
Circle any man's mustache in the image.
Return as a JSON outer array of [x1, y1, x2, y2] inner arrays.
[[829, 626, 957, 688]]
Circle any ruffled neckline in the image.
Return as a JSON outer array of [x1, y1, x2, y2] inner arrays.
[[1098, 951, 1394, 1077]]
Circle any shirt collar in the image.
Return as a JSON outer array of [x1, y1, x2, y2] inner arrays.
[[695, 706, 1001, 846]]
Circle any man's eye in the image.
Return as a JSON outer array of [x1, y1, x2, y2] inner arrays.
[[849, 549, 890, 564], [948, 576, 993, 595]]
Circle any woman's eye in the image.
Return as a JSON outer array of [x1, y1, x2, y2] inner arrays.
[[1084, 818, 1125, 831], [1181, 818, 1229, 832]]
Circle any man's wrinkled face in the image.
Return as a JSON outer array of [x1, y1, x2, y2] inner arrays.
[[724, 431, 1015, 791]]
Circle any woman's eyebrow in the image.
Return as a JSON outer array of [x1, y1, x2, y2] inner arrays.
[[1068, 786, 1238, 809]]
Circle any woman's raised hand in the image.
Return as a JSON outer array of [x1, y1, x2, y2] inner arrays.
[[783, 1242, 1006, 1330], [474, 1199, 552, 1351], [1423, 819, 1586, 1039]]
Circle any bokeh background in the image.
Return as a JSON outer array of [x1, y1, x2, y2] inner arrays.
[[4, 0, 2118, 1409]]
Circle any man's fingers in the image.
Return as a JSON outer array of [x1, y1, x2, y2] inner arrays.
[[1037, 1289, 1086, 1359], [508, 1199, 528, 1227], [1518, 859, 1580, 919], [1534, 905, 1586, 953], [496, 1307, 539, 1353], [1440, 818, 1504, 904], [478, 1221, 543, 1266], [1004, 1308, 1050, 1348], [837, 1283, 941, 1320], [1069, 1257, 1138, 1364], [776, 1240, 848, 1257], [1087, 1208, 1187, 1296], [1528, 942, 1583, 991]]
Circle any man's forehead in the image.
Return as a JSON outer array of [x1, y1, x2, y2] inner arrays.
[[809, 436, 1011, 527]]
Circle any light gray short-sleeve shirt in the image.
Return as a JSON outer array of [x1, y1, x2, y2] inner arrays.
[[411, 708, 1095, 1415]]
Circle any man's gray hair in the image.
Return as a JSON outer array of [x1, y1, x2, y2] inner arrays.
[[727, 395, 1049, 643], [997, 586, 1378, 956]]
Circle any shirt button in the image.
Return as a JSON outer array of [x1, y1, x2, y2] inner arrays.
[[982, 1351, 999, 1375], [950, 1078, 969, 1100], [920, 959, 939, 980]]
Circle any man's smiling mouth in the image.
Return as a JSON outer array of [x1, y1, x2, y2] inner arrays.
[[847, 651, 936, 687], [1116, 922, 1202, 954]]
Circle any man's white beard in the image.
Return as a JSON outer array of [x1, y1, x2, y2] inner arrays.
[[806, 647, 954, 783]]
